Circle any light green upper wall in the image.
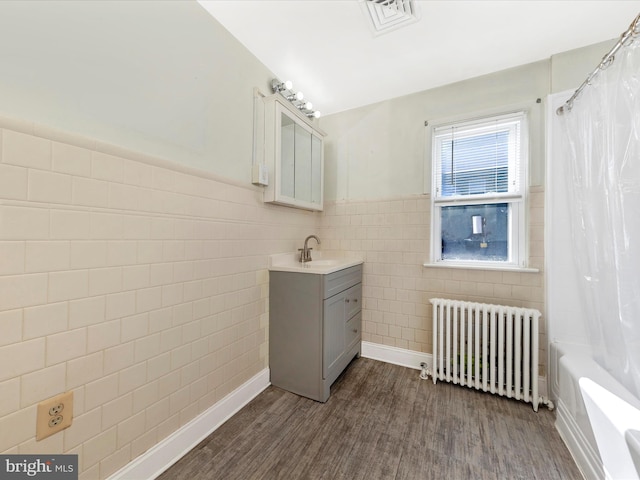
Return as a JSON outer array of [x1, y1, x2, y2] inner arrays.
[[322, 61, 549, 201], [322, 39, 617, 202], [551, 39, 617, 93], [0, 1, 274, 184], [0, 1, 617, 195]]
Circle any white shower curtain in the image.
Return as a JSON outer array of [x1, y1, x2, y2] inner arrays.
[[559, 28, 640, 398]]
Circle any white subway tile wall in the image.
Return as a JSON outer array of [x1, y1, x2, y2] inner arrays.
[[319, 188, 546, 372], [0, 123, 318, 478]]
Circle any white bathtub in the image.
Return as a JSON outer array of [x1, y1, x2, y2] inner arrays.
[[551, 342, 640, 480]]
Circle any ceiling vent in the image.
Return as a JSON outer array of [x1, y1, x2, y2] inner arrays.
[[361, 0, 420, 36]]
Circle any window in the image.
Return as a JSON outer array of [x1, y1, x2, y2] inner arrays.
[[430, 111, 527, 267]]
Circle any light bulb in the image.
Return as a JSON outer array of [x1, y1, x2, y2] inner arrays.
[[304, 102, 313, 110], [313, 111, 321, 119], [287, 91, 304, 102], [284, 80, 293, 90]]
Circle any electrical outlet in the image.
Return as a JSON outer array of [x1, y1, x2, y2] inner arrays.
[[49, 403, 64, 416], [36, 391, 73, 441], [48, 415, 64, 427]]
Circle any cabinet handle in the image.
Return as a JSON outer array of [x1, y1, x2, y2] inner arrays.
[[352, 329, 358, 333], [354, 298, 358, 303], [345, 299, 350, 303]]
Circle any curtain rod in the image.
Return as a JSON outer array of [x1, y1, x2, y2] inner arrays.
[[556, 12, 640, 116]]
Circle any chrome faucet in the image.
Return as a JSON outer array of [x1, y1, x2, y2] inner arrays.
[[299, 235, 321, 263]]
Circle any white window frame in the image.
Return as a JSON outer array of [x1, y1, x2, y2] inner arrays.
[[429, 111, 529, 269]]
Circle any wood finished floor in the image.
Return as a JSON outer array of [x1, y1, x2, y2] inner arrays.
[[159, 358, 582, 480]]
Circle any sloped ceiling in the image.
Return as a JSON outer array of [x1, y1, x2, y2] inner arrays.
[[199, 1, 640, 116]]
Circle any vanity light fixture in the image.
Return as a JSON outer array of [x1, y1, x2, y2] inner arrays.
[[287, 91, 304, 101], [271, 77, 321, 120], [271, 79, 292, 93]]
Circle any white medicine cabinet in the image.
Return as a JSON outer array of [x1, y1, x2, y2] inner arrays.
[[261, 93, 325, 211]]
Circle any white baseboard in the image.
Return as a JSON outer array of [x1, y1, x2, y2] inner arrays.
[[108, 368, 270, 480], [361, 341, 432, 371]]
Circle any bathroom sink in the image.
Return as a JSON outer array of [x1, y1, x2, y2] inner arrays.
[[305, 259, 341, 267], [269, 253, 363, 274]]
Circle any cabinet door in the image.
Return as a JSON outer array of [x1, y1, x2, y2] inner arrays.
[[294, 125, 312, 203], [280, 115, 296, 198], [323, 291, 346, 380], [311, 133, 323, 205]]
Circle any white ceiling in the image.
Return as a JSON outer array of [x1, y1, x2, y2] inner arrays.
[[199, 1, 640, 116]]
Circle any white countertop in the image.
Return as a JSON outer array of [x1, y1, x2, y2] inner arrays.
[[269, 252, 363, 275]]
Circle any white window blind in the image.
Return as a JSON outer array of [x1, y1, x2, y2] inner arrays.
[[433, 112, 524, 201]]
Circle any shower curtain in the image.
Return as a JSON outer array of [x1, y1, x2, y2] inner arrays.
[[559, 27, 640, 399]]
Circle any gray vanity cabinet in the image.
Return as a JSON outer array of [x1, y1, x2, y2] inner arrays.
[[269, 264, 362, 402]]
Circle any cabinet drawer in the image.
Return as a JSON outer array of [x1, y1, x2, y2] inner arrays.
[[323, 264, 363, 299], [346, 312, 361, 349], [344, 284, 362, 320]]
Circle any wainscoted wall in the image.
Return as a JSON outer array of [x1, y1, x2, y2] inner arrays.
[[0, 115, 546, 478], [319, 186, 546, 372], [0, 120, 318, 479]]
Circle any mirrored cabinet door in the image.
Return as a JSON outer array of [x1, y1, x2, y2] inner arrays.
[[263, 95, 325, 211], [280, 115, 296, 198], [311, 134, 322, 205], [294, 121, 312, 203]]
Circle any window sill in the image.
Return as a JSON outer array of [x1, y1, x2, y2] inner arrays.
[[423, 262, 539, 273]]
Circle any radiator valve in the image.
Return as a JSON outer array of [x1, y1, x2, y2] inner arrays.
[[419, 362, 430, 380]]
